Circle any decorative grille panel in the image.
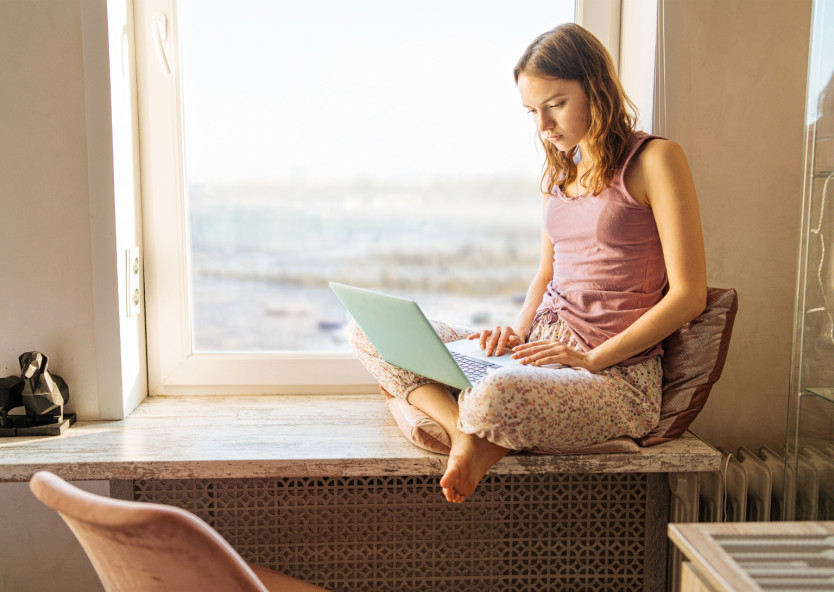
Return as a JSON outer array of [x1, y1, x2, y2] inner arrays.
[[135, 473, 655, 591]]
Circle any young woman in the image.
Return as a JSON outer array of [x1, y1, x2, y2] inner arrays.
[[349, 23, 706, 503]]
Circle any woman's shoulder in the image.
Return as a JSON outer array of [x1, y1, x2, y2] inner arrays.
[[634, 135, 685, 161], [618, 132, 667, 171], [631, 137, 690, 183], [622, 136, 689, 206]]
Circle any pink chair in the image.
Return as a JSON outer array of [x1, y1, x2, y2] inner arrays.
[[29, 471, 329, 592]]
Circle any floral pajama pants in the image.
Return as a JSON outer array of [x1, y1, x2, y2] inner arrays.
[[347, 314, 662, 451]]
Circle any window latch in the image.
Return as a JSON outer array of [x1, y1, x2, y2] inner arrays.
[[152, 12, 171, 75]]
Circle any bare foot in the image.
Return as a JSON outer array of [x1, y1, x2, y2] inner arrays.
[[439, 433, 508, 503]]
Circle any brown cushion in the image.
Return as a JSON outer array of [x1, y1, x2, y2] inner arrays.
[[386, 397, 639, 455], [386, 397, 450, 454], [636, 287, 738, 446]]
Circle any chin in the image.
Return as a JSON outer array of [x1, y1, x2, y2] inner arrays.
[[548, 138, 574, 153]]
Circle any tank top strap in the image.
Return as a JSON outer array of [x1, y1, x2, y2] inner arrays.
[[613, 132, 665, 188]]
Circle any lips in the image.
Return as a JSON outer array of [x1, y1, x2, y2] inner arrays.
[[546, 135, 562, 144]]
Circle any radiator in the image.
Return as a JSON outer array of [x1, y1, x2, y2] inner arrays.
[[125, 448, 832, 592], [697, 443, 834, 524], [132, 473, 668, 592], [665, 444, 834, 592]]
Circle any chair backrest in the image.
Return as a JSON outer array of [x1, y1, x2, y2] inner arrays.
[[637, 287, 739, 446], [29, 471, 269, 592]]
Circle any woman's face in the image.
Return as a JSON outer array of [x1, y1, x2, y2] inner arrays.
[[517, 74, 590, 154]]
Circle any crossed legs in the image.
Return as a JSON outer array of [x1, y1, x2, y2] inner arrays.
[[406, 384, 509, 503], [349, 319, 661, 503]]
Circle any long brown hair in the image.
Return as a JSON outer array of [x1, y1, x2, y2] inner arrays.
[[514, 23, 638, 196]]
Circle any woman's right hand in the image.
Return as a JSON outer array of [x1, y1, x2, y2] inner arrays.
[[468, 326, 524, 357]]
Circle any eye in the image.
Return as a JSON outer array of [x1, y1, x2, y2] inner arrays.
[[549, 101, 566, 109]]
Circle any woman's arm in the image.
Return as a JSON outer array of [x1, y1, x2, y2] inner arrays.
[[584, 139, 706, 370], [474, 196, 554, 356], [513, 139, 707, 372]]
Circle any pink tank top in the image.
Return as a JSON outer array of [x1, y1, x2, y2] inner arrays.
[[537, 132, 667, 365]]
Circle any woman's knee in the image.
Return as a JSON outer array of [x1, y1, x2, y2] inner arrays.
[[460, 370, 529, 418], [457, 371, 542, 449]]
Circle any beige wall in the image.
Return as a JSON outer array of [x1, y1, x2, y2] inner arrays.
[[0, 0, 146, 421], [0, 480, 105, 592], [0, 2, 139, 590], [662, 0, 813, 451], [0, 0, 101, 418]]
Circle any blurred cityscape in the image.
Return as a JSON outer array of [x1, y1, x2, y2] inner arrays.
[[189, 177, 542, 352]]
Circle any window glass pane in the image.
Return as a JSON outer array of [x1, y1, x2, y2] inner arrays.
[[181, 0, 574, 352]]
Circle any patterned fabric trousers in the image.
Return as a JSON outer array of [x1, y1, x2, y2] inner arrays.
[[347, 315, 662, 450]]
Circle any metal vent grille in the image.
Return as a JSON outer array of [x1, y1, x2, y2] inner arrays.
[[715, 534, 834, 591], [135, 473, 656, 592]]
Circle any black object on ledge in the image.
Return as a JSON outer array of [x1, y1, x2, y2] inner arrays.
[[1, 352, 75, 437]]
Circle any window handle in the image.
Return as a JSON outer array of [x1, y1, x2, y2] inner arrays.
[[152, 12, 171, 75]]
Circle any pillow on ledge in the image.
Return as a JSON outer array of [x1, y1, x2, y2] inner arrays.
[[636, 287, 738, 446], [386, 397, 451, 454], [386, 397, 639, 455]]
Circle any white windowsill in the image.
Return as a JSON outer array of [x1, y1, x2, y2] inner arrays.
[[0, 394, 720, 482]]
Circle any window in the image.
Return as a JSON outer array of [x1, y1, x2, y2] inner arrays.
[[135, 0, 630, 395]]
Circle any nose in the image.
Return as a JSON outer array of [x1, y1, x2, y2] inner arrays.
[[535, 111, 554, 133]]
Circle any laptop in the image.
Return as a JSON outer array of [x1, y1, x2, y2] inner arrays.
[[330, 282, 527, 390]]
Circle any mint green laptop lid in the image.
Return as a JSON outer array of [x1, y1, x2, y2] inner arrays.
[[330, 282, 472, 390]]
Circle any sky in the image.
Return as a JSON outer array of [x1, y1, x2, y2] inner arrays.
[[808, 0, 834, 125], [180, 0, 575, 185]]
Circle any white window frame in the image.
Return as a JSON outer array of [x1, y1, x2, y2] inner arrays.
[[135, 0, 652, 396]]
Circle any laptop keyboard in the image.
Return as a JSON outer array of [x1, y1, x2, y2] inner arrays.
[[451, 352, 502, 384]]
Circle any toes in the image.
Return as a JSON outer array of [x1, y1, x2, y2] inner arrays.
[[441, 464, 467, 503], [440, 464, 458, 491], [442, 487, 464, 503]]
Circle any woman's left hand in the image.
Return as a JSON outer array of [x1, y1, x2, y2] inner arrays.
[[511, 340, 599, 373]]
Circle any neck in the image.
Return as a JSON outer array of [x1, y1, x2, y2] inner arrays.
[[575, 143, 593, 172], [574, 150, 595, 196], [577, 158, 594, 179]]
